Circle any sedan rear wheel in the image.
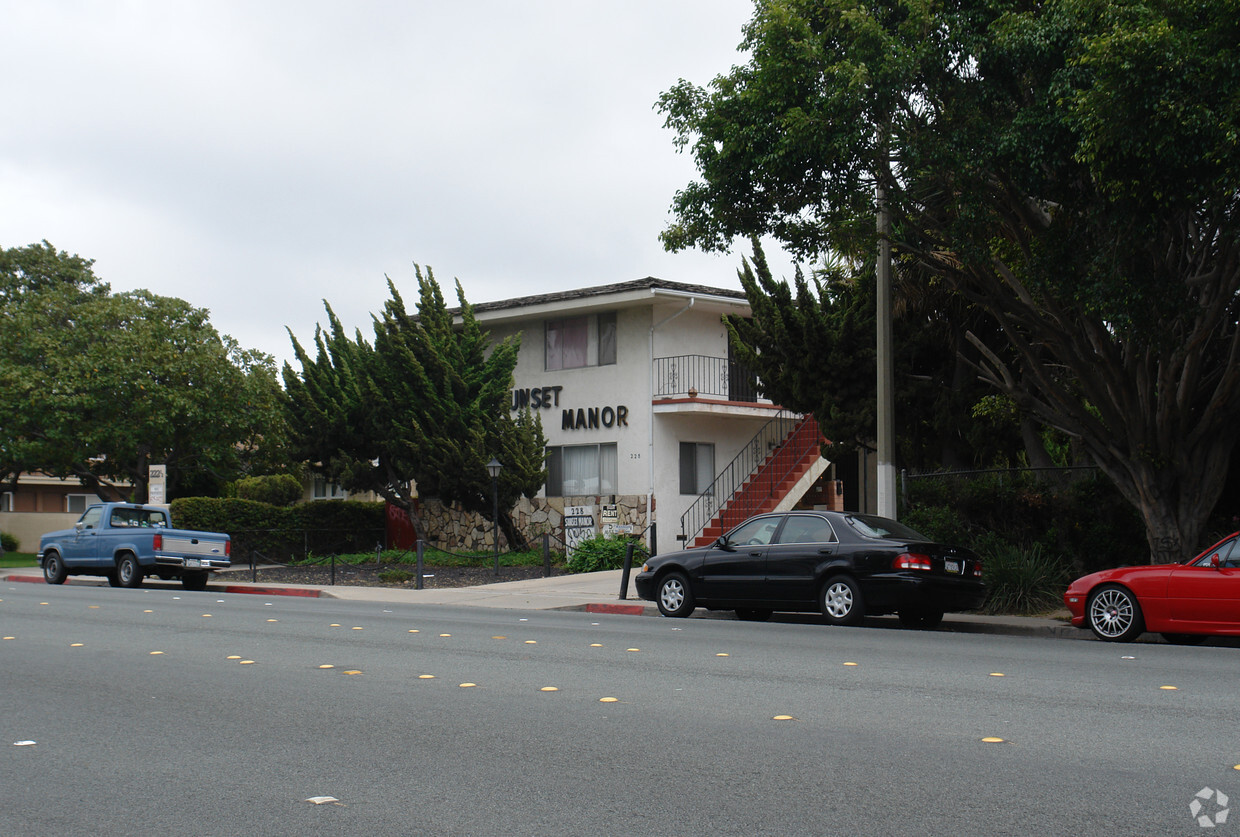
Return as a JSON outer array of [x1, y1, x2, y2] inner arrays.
[[656, 572, 695, 618], [820, 575, 864, 626], [1087, 584, 1144, 642]]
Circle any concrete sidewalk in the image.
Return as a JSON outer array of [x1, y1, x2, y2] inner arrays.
[[3, 564, 1083, 640]]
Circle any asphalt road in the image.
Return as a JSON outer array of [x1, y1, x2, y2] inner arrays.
[[3, 582, 1237, 836]]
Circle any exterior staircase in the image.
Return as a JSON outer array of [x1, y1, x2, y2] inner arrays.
[[681, 412, 826, 548]]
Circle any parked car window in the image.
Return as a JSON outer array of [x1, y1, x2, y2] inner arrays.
[[844, 514, 928, 541], [1221, 537, 1240, 567], [78, 506, 104, 530], [776, 515, 836, 544], [726, 517, 780, 546]]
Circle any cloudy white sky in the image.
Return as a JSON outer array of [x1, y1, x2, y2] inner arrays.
[[1, 1, 796, 367]]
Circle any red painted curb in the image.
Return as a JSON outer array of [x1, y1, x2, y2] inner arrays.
[[585, 602, 646, 616], [3, 575, 43, 584], [223, 585, 322, 598]]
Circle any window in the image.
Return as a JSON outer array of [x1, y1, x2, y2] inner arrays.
[[78, 506, 104, 530], [679, 442, 715, 495], [0, 492, 11, 512], [66, 494, 97, 514], [726, 515, 780, 546], [313, 478, 348, 500], [546, 444, 617, 497], [776, 515, 837, 544], [110, 507, 169, 528], [545, 312, 617, 370]]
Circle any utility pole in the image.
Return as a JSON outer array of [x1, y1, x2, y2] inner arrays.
[[875, 177, 897, 519]]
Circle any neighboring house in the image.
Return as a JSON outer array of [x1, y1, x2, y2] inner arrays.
[[468, 278, 841, 552], [0, 473, 117, 552]]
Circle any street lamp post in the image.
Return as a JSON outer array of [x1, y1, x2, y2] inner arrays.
[[487, 457, 503, 575]]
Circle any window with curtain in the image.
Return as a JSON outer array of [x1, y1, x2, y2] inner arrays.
[[546, 444, 618, 497], [545, 312, 617, 370]]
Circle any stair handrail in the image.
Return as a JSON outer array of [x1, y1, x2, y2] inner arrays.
[[679, 410, 820, 546]]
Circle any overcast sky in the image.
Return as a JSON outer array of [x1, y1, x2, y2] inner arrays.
[[2, 1, 796, 367]]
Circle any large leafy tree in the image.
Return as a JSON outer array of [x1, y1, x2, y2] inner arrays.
[[659, 0, 1240, 562], [728, 242, 1038, 471], [283, 266, 547, 545], [0, 242, 291, 500]]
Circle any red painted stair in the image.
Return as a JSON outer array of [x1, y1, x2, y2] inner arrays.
[[692, 415, 821, 547]]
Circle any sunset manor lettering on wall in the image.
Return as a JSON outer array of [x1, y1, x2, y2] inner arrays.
[[511, 386, 629, 431]]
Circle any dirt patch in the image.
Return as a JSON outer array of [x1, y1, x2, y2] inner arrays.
[[216, 563, 568, 589]]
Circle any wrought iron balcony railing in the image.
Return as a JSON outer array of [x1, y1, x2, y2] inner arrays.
[[653, 355, 761, 402]]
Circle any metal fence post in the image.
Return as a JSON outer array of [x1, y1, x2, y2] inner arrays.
[[542, 533, 551, 578], [415, 540, 424, 590], [619, 542, 634, 600], [330, 553, 336, 586]]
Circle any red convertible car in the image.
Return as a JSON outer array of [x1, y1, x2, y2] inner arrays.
[[1064, 532, 1240, 642]]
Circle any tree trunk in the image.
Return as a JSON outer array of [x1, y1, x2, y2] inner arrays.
[[1092, 442, 1234, 564], [498, 509, 529, 553], [1019, 416, 1055, 471]]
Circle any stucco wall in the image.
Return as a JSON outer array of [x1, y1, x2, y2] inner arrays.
[[0, 512, 81, 553]]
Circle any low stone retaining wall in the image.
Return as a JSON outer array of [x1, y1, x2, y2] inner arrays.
[[417, 495, 648, 552]]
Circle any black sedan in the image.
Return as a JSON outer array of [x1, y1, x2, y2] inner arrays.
[[635, 511, 985, 627]]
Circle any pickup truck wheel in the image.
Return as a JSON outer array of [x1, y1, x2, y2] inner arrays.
[[182, 571, 208, 591], [116, 554, 144, 588], [43, 552, 68, 585]]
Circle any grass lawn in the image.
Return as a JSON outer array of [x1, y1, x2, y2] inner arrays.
[[292, 546, 565, 569], [1, 553, 39, 569]]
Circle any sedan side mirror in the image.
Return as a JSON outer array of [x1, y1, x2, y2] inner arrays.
[[715, 536, 733, 551], [1211, 554, 1222, 569]]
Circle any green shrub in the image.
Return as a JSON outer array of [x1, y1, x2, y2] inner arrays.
[[566, 535, 648, 574], [234, 474, 303, 506], [0, 531, 18, 553], [977, 541, 1072, 616], [904, 470, 1145, 576]]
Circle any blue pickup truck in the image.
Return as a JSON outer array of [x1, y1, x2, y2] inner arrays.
[[37, 503, 231, 591]]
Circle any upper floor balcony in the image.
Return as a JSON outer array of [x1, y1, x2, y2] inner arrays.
[[652, 355, 776, 417]]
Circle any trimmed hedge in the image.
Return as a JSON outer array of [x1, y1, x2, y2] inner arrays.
[[171, 497, 385, 562], [233, 474, 303, 506]]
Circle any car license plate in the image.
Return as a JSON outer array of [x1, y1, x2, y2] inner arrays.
[[944, 559, 960, 574], [186, 558, 201, 568]]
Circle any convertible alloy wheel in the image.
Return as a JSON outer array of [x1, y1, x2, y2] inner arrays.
[[820, 575, 864, 626], [656, 572, 695, 618], [1087, 584, 1144, 642]]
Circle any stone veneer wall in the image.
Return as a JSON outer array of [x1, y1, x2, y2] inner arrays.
[[416, 495, 648, 552]]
